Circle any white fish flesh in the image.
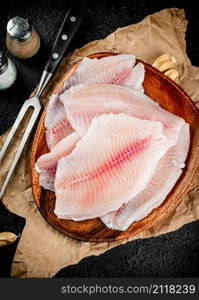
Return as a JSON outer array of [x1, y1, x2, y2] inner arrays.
[[45, 94, 73, 150], [35, 132, 79, 191], [38, 53, 190, 230], [60, 83, 184, 146], [45, 54, 144, 150], [120, 62, 145, 92], [61, 54, 145, 90], [54, 114, 169, 220], [101, 123, 190, 230]]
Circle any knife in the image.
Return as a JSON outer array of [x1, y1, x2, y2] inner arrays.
[[0, 6, 82, 199]]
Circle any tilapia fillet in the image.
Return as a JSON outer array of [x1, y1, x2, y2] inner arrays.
[[39, 53, 190, 231], [120, 62, 145, 91], [101, 123, 190, 230], [61, 54, 143, 90], [54, 114, 169, 221], [35, 132, 79, 191], [45, 94, 73, 150], [45, 54, 144, 150], [60, 83, 184, 145]]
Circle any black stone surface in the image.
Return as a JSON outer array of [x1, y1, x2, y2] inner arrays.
[[0, 0, 199, 278], [55, 220, 199, 278]]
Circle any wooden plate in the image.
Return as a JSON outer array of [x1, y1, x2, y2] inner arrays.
[[31, 52, 199, 242]]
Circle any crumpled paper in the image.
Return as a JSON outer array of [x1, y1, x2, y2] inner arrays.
[[0, 8, 199, 278]]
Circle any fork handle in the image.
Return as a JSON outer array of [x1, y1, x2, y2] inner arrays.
[[44, 7, 82, 74], [35, 7, 82, 98]]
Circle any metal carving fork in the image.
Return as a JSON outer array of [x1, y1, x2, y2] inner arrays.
[[0, 7, 82, 199]]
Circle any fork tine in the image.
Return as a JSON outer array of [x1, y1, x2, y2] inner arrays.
[[0, 100, 30, 161], [0, 98, 40, 162], [0, 100, 41, 199]]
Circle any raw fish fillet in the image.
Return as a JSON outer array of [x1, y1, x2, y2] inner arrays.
[[61, 54, 144, 90], [54, 114, 169, 221], [35, 132, 79, 191], [60, 83, 184, 145], [120, 62, 145, 92], [45, 94, 73, 150], [101, 123, 190, 230], [45, 54, 143, 149]]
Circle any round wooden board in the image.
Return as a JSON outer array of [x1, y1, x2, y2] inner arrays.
[[31, 52, 199, 242]]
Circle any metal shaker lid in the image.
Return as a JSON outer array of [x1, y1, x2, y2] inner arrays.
[[7, 16, 33, 42], [0, 52, 8, 74]]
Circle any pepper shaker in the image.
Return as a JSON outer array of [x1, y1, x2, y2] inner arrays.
[[0, 52, 17, 90], [6, 16, 40, 59]]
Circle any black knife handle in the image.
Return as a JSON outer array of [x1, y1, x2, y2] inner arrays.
[[44, 7, 82, 74]]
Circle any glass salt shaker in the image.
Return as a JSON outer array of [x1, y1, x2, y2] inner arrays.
[[0, 52, 17, 90], [6, 16, 40, 59]]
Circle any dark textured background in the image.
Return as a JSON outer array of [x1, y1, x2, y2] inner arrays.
[[0, 0, 199, 277]]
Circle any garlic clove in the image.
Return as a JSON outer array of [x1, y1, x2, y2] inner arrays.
[[0, 231, 19, 247], [164, 69, 179, 83], [152, 53, 176, 72]]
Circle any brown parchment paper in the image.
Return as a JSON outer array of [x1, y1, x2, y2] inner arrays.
[[0, 8, 199, 278]]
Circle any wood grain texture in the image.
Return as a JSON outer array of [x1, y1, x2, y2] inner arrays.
[[31, 52, 199, 242]]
